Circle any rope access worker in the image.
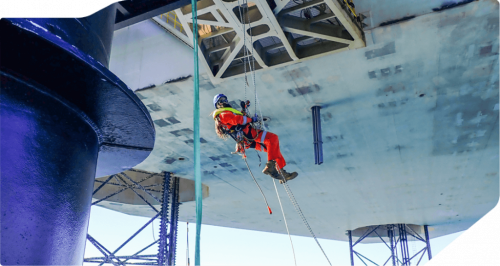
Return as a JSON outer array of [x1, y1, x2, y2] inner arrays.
[[212, 94, 298, 183]]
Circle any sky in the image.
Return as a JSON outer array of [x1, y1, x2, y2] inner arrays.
[[84, 205, 466, 266]]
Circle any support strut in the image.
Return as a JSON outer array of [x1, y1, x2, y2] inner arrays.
[[349, 224, 433, 266], [398, 224, 411, 265], [158, 172, 172, 265], [84, 171, 180, 266], [167, 176, 181, 266]]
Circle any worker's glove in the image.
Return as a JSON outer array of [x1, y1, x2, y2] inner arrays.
[[240, 100, 250, 109], [252, 114, 259, 123]]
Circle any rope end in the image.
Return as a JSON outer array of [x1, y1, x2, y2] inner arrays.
[[268, 206, 272, 215]]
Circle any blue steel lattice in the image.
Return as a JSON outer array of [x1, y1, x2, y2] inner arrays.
[[158, 172, 172, 265], [167, 177, 181, 265], [348, 224, 432, 266], [84, 170, 180, 266]]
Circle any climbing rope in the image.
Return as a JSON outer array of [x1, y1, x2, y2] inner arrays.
[[236, 0, 249, 94], [186, 222, 190, 266], [236, 142, 272, 215], [237, 0, 260, 126], [234, 1, 328, 264], [272, 179, 297, 266], [276, 169, 333, 266]]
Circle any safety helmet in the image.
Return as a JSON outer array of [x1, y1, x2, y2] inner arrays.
[[213, 94, 228, 108]]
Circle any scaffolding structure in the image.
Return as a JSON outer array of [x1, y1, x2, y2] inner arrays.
[[84, 172, 180, 266], [348, 224, 432, 266]]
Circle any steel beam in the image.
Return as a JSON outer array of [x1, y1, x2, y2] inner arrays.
[[398, 224, 411, 265], [207, 42, 233, 54], [424, 225, 432, 260], [167, 177, 181, 265], [262, 42, 285, 53], [278, 0, 325, 16], [85, 172, 180, 266], [308, 12, 336, 24], [350, 224, 432, 266], [280, 15, 353, 44], [388, 226, 396, 266], [115, 0, 193, 30], [323, 0, 364, 48], [348, 230, 354, 266], [116, 3, 130, 16]]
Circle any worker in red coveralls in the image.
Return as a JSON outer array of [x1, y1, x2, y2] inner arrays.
[[211, 94, 298, 183]]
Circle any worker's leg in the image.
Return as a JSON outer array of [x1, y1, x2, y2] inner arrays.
[[256, 131, 286, 170]]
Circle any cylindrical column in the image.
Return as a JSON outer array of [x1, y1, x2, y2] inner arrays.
[[26, 4, 117, 68], [0, 4, 155, 264], [424, 225, 432, 260], [388, 225, 396, 266], [1, 73, 99, 265], [348, 230, 354, 266]]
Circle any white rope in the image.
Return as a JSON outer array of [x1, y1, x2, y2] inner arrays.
[[238, 0, 263, 131], [277, 169, 333, 266], [236, 0, 248, 100], [255, 90, 267, 131], [186, 222, 190, 266], [273, 179, 297, 266]]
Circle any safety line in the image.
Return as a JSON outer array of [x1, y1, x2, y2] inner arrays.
[[236, 0, 248, 101], [191, 0, 202, 264], [277, 169, 333, 266], [186, 222, 190, 266], [272, 179, 297, 266], [243, 155, 273, 215], [237, 0, 263, 131]]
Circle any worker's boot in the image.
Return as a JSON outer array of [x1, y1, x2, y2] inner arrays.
[[262, 160, 279, 178], [278, 169, 298, 184]]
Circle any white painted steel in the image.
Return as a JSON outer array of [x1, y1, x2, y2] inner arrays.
[[106, 0, 499, 243]]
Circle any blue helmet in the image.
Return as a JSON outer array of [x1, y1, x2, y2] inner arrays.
[[213, 94, 228, 108]]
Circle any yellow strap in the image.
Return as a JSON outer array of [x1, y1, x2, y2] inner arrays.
[[212, 107, 243, 120]]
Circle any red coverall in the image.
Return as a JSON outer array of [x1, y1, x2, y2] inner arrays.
[[217, 110, 287, 170]]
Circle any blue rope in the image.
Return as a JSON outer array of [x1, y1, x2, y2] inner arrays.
[[191, 0, 201, 265]]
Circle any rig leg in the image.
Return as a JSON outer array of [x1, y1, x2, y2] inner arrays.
[[424, 225, 432, 260], [1, 73, 99, 265], [388, 225, 396, 266], [398, 224, 411, 265], [348, 230, 354, 266], [0, 3, 154, 264]]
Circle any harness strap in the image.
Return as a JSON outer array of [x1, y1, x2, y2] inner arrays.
[[260, 130, 267, 143]]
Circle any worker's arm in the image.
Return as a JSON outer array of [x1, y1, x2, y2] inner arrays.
[[219, 111, 252, 126]]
